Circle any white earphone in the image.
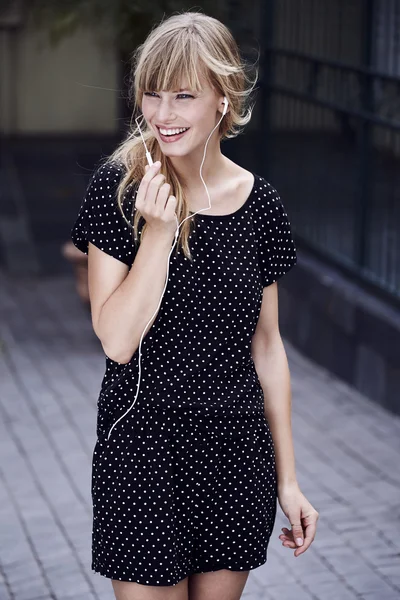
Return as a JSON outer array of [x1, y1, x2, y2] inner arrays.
[[106, 96, 229, 441], [222, 96, 228, 115]]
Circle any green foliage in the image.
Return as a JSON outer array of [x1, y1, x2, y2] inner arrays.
[[29, 0, 223, 56]]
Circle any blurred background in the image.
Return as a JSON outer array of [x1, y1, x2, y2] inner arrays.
[[0, 2, 400, 600]]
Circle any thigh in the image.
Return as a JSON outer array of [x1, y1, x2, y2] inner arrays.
[[188, 569, 250, 600], [112, 575, 189, 600]]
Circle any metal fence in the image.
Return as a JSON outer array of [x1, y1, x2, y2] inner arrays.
[[259, 0, 400, 303]]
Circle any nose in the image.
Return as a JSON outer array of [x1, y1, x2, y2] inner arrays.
[[155, 97, 176, 124]]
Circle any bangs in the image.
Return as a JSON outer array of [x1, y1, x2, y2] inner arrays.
[[138, 33, 211, 93]]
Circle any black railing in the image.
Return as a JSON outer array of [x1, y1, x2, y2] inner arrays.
[[259, 0, 400, 303]]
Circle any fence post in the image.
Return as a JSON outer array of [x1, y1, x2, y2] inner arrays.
[[356, 0, 375, 271], [259, 0, 275, 177]]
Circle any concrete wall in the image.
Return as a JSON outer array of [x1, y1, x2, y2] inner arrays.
[[279, 247, 400, 416], [0, 18, 119, 134]]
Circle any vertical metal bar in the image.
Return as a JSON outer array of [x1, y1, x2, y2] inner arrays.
[[259, 0, 276, 177], [226, 0, 242, 40], [355, 0, 375, 270]]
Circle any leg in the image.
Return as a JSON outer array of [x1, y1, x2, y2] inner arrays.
[[188, 569, 250, 600], [112, 575, 189, 600]]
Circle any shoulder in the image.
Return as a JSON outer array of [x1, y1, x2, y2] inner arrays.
[[252, 174, 280, 201], [250, 174, 285, 219], [253, 175, 297, 286], [87, 160, 126, 195], [70, 159, 138, 265], [85, 160, 138, 217]]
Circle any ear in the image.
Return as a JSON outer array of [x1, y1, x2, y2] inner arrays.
[[219, 97, 229, 115]]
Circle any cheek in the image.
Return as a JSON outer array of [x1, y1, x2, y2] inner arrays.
[[141, 100, 153, 122], [142, 102, 152, 121], [187, 107, 212, 127]]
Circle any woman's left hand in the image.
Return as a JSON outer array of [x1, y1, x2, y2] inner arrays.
[[277, 481, 319, 557]]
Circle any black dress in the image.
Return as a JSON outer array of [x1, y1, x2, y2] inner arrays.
[[70, 161, 297, 586]]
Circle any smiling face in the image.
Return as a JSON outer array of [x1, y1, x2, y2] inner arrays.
[[141, 73, 224, 158]]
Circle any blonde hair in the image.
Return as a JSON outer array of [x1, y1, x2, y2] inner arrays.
[[106, 10, 258, 260]]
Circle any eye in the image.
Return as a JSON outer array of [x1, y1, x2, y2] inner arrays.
[[143, 92, 193, 99]]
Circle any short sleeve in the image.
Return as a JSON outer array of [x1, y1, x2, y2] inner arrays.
[[256, 178, 297, 287], [70, 161, 137, 267]]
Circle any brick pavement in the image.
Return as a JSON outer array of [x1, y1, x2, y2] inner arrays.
[[0, 270, 399, 600]]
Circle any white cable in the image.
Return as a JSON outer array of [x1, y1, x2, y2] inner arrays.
[[106, 103, 227, 441]]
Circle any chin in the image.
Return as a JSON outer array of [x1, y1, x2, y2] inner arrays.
[[161, 139, 206, 159], [160, 147, 191, 158]]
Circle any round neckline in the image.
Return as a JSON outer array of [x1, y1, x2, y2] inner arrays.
[[189, 173, 257, 220]]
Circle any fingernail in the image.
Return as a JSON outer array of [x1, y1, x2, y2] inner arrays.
[[296, 538, 303, 546], [154, 160, 161, 166]]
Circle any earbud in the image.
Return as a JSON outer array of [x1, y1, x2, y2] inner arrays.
[[222, 96, 228, 116]]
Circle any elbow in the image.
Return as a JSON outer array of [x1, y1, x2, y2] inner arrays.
[[94, 312, 138, 365], [99, 337, 133, 365], [102, 342, 132, 364], [93, 320, 132, 364]]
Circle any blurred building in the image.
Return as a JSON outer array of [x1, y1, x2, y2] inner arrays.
[[255, 0, 400, 417], [0, 0, 399, 414]]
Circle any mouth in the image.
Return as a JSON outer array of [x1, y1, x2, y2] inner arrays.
[[156, 126, 190, 143]]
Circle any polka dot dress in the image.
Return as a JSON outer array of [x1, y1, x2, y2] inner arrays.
[[70, 161, 297, 586]]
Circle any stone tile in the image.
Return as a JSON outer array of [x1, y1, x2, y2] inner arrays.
[[1, 272, 400, 600], [264, 584, 315, 600]]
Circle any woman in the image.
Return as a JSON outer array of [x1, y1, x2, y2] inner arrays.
[[71, 10, 319, 600]]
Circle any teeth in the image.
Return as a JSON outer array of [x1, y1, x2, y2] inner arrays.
[[159, 127, 189, 136]]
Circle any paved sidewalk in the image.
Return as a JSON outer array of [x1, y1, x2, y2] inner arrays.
[[0, 270, 399, 600]]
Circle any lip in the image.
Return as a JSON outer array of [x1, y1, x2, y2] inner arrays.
[[156, 124, 188, 129], [156, 126, 190, 143]]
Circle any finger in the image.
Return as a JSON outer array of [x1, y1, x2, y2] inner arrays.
[[139, 171, 166, 211], [154, 182, 171, 210], [144, 161, 160, 177], [279, 531, 296, 548], [295, 521, 317, 556], [290, 519, 305, 548], [280, 527, 295, 542], [281, 536, 296, 545], [145, 173, 168, 208], [166, 195, 177, 215], [137, 161, 161, 202]]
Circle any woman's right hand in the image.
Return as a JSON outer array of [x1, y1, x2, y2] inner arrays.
[[136, 161, 178, 238]]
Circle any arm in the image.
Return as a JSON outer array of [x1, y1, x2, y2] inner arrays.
[[251, 282, 297, 486], [251, 282, 319, 556], [88, 227, 173, 364], [253, 181, 318, 555]]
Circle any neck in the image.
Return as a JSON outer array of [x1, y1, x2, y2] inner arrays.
[[168, 138, 230, 192]]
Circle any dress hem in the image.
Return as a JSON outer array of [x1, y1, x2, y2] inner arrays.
[[91, 557, 269, 586]]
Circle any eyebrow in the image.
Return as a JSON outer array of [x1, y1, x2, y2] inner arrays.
[[159, 88, 191, 92]]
